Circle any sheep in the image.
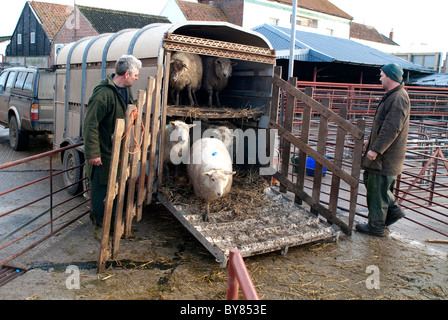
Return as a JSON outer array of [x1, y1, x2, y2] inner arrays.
[[169, 52, 203, 106], [202, 123, 236, 155], [202, 57, 237, 107], [164, 120, 196, 182], [187, 137, 236, 222]]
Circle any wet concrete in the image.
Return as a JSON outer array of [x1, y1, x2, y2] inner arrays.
[[0, 127, 447, 300]]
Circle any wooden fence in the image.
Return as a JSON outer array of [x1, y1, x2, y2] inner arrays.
[[269, 68, 365, 235]]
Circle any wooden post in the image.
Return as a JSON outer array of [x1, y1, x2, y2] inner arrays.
[[136, 77, 155, 221], [98, 118, 125, 274], [124, 90, 146, 238]]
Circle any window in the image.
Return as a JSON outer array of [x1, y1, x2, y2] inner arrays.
[[15, 71, 28, 89], [292, 15, 318, 28], [0, 72, 8, 91], [30, 32, 35, 44], [23, 73, 34, 91], [268, 17, 279, 26], [17, 34, 22, 45], [5, 71, 17, 92]]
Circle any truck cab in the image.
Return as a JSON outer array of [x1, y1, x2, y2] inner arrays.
[[0, 66, 54, 150]]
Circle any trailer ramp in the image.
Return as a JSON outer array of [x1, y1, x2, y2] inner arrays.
[[158, 184, 339, 267]]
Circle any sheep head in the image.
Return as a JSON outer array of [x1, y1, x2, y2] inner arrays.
[[203, 169, 236, 197]]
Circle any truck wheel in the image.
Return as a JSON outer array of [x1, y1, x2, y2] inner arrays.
[[63, 148, 82, 195], [9, 115, 29, 151]]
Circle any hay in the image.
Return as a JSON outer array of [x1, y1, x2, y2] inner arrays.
[[159, 169, 270, 221]]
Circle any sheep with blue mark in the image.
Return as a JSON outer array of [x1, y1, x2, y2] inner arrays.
[[187, 137, 235, 222]]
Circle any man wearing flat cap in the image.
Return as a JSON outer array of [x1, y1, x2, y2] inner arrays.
[[356, 63, 410, 237]]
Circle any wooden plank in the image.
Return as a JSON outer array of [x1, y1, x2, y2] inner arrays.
[[295, 87, 313, 205], [158, 51, 172, 185], [311, 98, 329, 206], [124, 90, 145, 238], [270, 120, 359, 188], [273, 172, 352, 235], [280, 77, 297, 193], [111, 105, 135, 258], [348, 119, 365, 228], [273, 75, 364, 140], [269, 66, 282, 123], [97, 118, 125, 274], [329, 108, 348, 215], [136, 77, 155, 221], [146, 57, 164, 204]]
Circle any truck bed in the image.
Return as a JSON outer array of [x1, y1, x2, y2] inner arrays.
[[157, 172, 339, 267]]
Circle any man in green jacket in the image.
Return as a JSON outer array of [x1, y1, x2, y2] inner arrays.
[[356, 63, 410, 237], [83, 55, 142, 239]]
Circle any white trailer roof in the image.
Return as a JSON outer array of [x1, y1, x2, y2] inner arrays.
[[55, 21, 274, 66]]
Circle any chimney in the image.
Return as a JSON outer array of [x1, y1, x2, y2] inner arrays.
[[389, 28, 394, 41]]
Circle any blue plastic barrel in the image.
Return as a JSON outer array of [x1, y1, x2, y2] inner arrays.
[[306, 156, 327, 177]]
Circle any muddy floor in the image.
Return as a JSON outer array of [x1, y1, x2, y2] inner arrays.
[[0, 128, 447, 301], [0, 202, 446, 301]]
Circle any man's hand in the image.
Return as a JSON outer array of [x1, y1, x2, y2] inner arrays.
[[366, 150, 378, 161], [89, 157, 102, 166]]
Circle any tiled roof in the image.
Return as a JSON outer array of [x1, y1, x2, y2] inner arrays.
[[270, 0, 352, 20], [77, 5, 171, 34], [177, 0, 229, 22], [350, 22, 398, 46], [29, 1, 73, 40]]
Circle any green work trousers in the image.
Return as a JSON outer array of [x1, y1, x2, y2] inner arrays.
[[89, 166, 117, 227], [363, 171, 403, 231]]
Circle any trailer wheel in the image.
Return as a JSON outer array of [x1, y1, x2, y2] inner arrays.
[[9, 115, 29, 151], [63, 148, 82, 195]]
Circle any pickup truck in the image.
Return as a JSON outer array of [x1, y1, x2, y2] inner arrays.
[[0, 66, 54, 150]]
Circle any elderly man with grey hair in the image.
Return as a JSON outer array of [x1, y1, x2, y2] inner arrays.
[[82, 54, 142, 239]]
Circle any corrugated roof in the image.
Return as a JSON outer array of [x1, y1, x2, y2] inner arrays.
[[29, 1, 73, 40], [408, 73, 448, 87], [77, 5, 170, 34], [252, 24, 433, 73]]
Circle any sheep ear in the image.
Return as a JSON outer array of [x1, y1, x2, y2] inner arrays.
[[188, 123, 196, 128], [231, 61, 238, 66], [224, 171, 236, 175], [204, 171, 211, 176]]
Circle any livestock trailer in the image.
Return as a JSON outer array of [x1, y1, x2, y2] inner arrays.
[[54, 22, 339, 267]]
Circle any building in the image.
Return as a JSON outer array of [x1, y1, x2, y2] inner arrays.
[[5, 1, 170, 68], [6, 1, 72, 67], [161, 0, 353, 38]]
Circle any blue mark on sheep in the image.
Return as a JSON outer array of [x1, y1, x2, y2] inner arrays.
[[212, 152, 217, 156]]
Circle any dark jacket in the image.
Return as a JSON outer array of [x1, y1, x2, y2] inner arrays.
[[82, 74, 135, 184], [362, 83, 410, 176]]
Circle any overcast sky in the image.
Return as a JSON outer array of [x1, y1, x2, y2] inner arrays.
[[1, 0, 446, 52]]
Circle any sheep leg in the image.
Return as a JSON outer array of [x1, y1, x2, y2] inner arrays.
[[202, 203, 210, 222], [187, 85, 194, 107], [192, 89, 199, 106], [175, 90, 180, 106], [207, 89, 213, 107], [215, 91, 221, 107], [173, 165, 179, 182], [164, 163, 170, 183]]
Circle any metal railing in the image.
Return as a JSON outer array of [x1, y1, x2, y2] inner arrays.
[[226, 248, 259, 300], [0, 142, 90, 267]]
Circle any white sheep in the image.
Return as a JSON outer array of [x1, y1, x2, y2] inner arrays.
[[169, 52, 203, 106], [187, 137, 235, 222], [202, 57, 237, 107], [202, 123, 236, 155], [164, 120, 196, 182]]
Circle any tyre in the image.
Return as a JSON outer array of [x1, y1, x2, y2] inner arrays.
[[63, 148, 83, 195], [9, 115, 29, 151]]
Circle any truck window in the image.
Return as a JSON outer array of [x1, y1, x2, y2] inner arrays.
[[5, 71, 17, 93], [14, 71, 28, 89], [23, 72, 34, 91], [0, 71, 8, 91], [37, 72, 54, 99]]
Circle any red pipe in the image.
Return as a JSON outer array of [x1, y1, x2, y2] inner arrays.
[[226, 248, 259, 300]]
